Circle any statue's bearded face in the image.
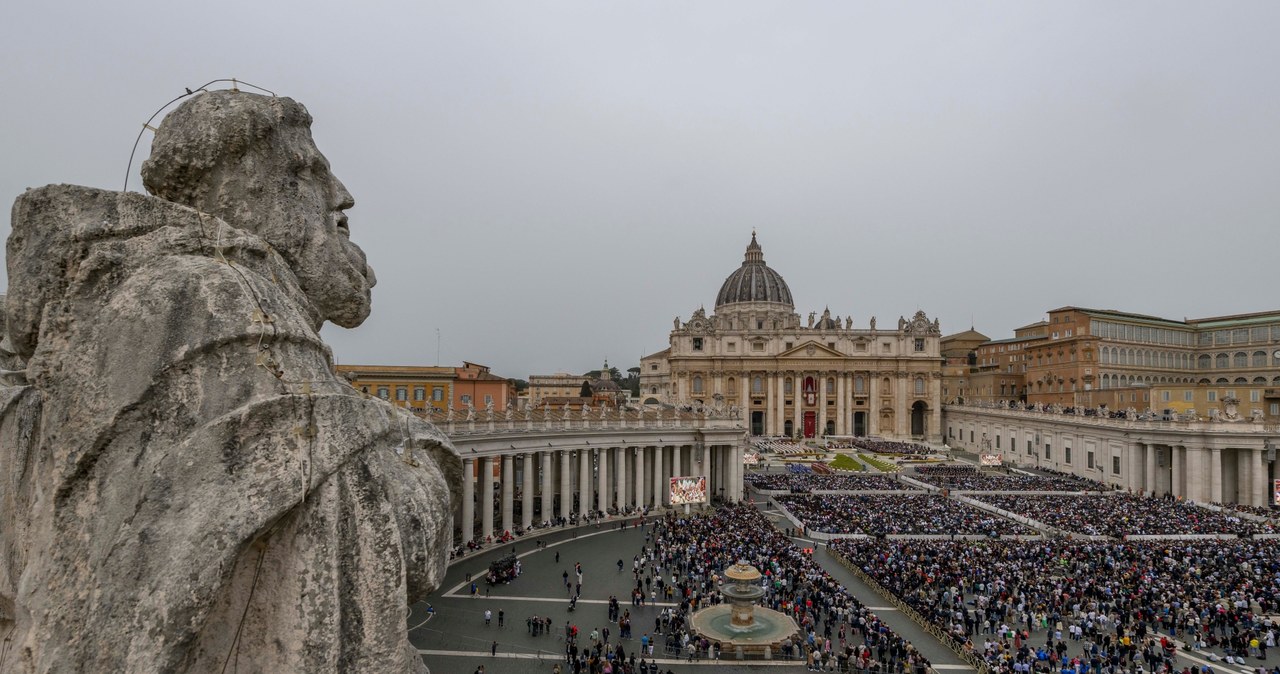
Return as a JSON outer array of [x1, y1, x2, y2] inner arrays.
[[265, 124, 375, 327]]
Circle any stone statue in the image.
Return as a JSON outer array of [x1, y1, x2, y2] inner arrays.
[[808, 311, 815, 328], [447, 404, 456, 421], [0, 91, 459, 673], [845, 316, 852, 330], [674, 316, 680, 330], [466, 401, 477, 421], [898, 316, 907, 331], [869, 316, 876, 330]]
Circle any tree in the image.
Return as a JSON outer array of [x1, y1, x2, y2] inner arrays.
[[510, 379, 529, 392], [579, 380, 593, 397]]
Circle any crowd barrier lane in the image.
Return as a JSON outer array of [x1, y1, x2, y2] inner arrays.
[[831, 551, 990, 674]]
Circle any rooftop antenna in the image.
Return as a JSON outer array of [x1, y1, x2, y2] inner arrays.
[[435, 328, 440, 366]]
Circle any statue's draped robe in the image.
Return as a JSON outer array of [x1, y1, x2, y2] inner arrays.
[[0, 186, 459, 673]]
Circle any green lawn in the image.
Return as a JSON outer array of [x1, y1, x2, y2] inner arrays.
[[858, 453, 899, 472], [828, 454, 864, 471]]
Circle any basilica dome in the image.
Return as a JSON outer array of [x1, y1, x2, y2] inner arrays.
[[715, 233, 794, 310]]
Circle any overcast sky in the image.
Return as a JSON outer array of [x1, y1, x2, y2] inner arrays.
[[4, 2, 1278, 380]]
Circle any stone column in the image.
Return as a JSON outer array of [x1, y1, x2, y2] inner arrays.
[[580, 449, 592, 515], [730, 444, 742, 502], [461, 457, 475, 544], [559, 450, 571, 520], [672, 445, 684, 481], [836, 373, 847, 436], [1170, 445, 1181, 499], [930, 375, 943, 444], [652, 446, 665, 507], [818, 374, 828, 437], [1209, 447, 1222, 504], [541, 451, 553, 525], [615, 447, 626, 511], [1236, 448, 1251, 506], [501, 454, 514, 535], [481, 456, 494, 539], [634, 447, 645, 510], [895, 372, 908, 439], [774, 374, 785, 436], [793, 374, 803, 437], [869, 374, 880, 436], [1251, 448, 1267, 508], [596, 449, 609, 513], [521, 454, 534, 530], [1152, 442, 1162, 496]]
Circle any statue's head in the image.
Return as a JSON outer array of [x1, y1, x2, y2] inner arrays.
[[141, 90, 375, 328]]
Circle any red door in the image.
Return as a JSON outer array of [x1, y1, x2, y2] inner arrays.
[[803, 412, 816, 438]]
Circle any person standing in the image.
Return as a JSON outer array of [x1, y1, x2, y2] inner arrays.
[[484, 609, 492, 626], [498, 609, 505, 627], [491, 640, 498, 656]]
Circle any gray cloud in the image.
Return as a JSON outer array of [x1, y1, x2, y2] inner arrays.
[[4, 1, 1278, 378]]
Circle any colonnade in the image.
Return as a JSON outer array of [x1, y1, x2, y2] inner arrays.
[[1130, 443, 1273, 507], [457, 443, 744, 545]]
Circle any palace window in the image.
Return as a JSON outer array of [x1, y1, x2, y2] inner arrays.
[[1112, 456, 1121, 474], [484, 394, 493, 406], [692, 376, 703, 394], [752, 377, 763, 393], [826, 378, 835, 394], [914, 338, 925, 352], [377, 387, 389, 399], [784, 378, 793, 394], [396, 387, 407, 401], [692, 338, 703, 351], [914, 377, 924, 394], [432, 387, 444, 401], [414, 387, 425, 401], [854, 376, 865, 393]]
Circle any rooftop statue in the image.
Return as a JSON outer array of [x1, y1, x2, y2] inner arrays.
[[0, 90, 459, 673]]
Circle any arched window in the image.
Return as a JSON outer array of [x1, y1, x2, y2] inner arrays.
[[1216, 353, 1229, 369], [854, 376, 865, 393], [1234, 377, 1247, 384], [1198, 354, 1211, 370], [914, 377, 925, 395], [1253, 351, 1267, 367], [650, 386, 658, 394], [1234, 352, 1248, 368], [752, 377, 763, 393], [727, 377, 737, 394], [692, 376, 703, 394]]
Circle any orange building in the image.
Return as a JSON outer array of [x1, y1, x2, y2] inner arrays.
[[451, 361, 517, 412], [335, 364, 455, 413]]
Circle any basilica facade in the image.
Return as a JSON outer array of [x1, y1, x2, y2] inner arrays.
[[641, 234, 944, 442]]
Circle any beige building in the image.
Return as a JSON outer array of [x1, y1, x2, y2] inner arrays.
[[641, 234, 943, 442]]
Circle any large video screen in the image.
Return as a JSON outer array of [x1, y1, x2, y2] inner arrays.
[[669, 476, 707, 504]]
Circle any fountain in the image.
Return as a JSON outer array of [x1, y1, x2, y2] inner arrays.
[[689, 560, 801, 659]]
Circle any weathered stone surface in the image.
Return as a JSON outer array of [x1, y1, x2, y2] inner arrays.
[[0, 91, 459, 673]]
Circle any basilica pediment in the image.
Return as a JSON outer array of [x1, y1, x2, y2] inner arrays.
[[777, 341, 844, 359]]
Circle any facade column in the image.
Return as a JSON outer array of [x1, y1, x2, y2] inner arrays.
[[793, 373, 803, 437], [501, 454, 514, 535], [461, 457, 475, 544], [731, 444, 742, 502], [740, 372, 751, 429], [672, 445, 684, 480], [869, 374, 880, 436], [818, 373, 828, 437], [652, 446, 664, 508], [634, 447, 645, 510], [1170, 445, 1182, 499], [1209, 447, 1222, 504], [774, 374, 785, 436], [579, 449, 592, 516], [929, 375, 943, 444], [521, 454, 534, 530], [836, 373, 847, 436], [596, 449, 609, 513], [481, 456, 494, 540], [1251, 448, 1266, 508], [1236, 448, 1251, 506], [541, 451, 553, 526], [559, 450, 571, 520], [1143, 443, 1156, 496], [895, 373, 908, 439], [615, 447, 626, 511]]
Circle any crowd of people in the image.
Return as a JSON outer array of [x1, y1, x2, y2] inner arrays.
[[746, 472, 916, 493], [911, 465, 1104, 492], [845, 438, 935, 456], [775, 494, 1036, 537], [629, 504, 936, 673], [969, 494, 1278, 538], [829, 537, 1280, 673]]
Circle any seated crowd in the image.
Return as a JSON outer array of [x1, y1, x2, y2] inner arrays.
[[847, 438, 934, 456], [746, 472, 915, 493], [775, 494, 1036, 537], [628, 504, 935, 674], [969, 494, 1278, 538], [911, 467, 1104, 493], [829, 537, 1280, 673], [753, 437, 812, 456]]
